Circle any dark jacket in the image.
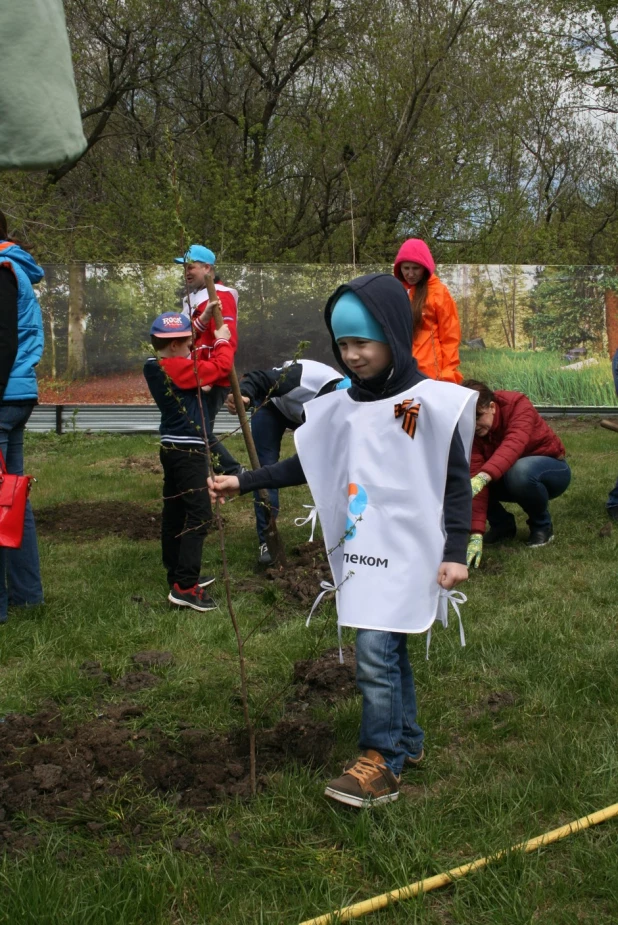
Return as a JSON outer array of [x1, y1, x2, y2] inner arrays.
[[144, 341, 233, 446], [470, 390, 566, 533], [240, 359, 343, 425], [239, 273, 472, 563]]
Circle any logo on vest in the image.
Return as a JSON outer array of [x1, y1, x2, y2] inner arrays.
[[345, 482, 367, 541], [342, 482, 388, 567]]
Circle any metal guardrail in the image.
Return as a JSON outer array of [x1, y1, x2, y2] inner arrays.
[[25, 403, 618, 436], [26, 404, 243, 435]]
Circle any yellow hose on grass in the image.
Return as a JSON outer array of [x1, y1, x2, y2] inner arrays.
[[299, 802, 618, 925]]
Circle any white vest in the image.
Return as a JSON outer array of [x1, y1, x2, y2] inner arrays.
[[294, 380, 477, 634], [272, 360, 342, 424]]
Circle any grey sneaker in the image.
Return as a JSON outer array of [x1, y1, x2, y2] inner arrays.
[[324, 750, 400, 807], [258, 543, 273, 566]]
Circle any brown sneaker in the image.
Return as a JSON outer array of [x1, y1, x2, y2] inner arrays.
[[403, 748, 424, 769], [324, 749, 400, 807]]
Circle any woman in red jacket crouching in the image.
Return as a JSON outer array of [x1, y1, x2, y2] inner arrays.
[[463, 380, 571, 568]]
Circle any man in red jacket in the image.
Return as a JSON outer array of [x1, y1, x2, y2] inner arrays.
[[176, 244, 243, 476], [463, 380, 571, 567]]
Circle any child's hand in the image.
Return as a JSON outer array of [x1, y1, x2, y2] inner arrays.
[[201, 384, 212, 393], [215, 322, 231, 341], [208, 474, 240, 504], [224, 393, 250, 415], [437, 562, 468, 590]]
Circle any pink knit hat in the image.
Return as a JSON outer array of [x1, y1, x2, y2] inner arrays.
[[393, 239, 436, 281]]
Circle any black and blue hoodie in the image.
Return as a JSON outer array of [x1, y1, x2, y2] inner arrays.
[[238, 273, 471, 562]]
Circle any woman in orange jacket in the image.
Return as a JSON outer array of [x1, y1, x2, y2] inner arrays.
[[393, 239, 463, 383]]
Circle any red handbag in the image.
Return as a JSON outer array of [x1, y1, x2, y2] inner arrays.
[[0, 450, 33, 548]]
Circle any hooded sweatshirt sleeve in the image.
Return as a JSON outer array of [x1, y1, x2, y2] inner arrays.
[[237, 453, 306, 491], [240, 364, 303, 408], [443, 426, 472, 563]]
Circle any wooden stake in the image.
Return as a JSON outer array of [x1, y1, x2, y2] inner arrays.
[[205, 273, 286, 566]]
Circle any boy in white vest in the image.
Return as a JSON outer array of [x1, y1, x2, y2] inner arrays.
[[209, 274, 477, 807]]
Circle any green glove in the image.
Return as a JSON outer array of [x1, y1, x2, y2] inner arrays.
[[470, 472, 490, 497], [467, 533, 483, 569]]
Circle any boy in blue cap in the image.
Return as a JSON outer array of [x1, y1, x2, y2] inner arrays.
[[209, 274, 476, 807], [144, 311, 233, 611], [175, 244, 242, 476]]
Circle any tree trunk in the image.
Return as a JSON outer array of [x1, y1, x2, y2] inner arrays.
[[604, 289, 618, 357], [67, 263, 87, 378]]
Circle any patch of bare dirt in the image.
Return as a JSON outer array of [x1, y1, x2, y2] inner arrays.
[[265, 540, 332, 606], [120, 456, 162, 475], [466, 690, 518, 720], [35, 501, 160, 541], [292, 646, 357, 706], [0, 705, 334, 843]]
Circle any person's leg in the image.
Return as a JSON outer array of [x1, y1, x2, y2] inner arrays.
[[0, 404, 43, 618], [397, 635, 424, 761], [172, 446, 212, 589], [324, 629, 404, 806], [250, 404, 287, 545], [206, 386, 242, 475], [484, 481, 517, 542], [501, 456, 571, 533], [160, 446, 185, 587], [606, 476, 618, 516], [355, 629, 409, 776]]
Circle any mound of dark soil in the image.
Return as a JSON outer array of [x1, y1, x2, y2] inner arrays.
[[265, 540, 332, 605], [292, 646, 357, 706], [35, 501, 160, 541], [0, 705, 334, 840]]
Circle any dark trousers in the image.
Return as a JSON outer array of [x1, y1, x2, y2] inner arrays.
[[205, 386, 242, 475], [487, 455, 571, 531], [160, 444, 212, 589], [251, 403, 292, 543]]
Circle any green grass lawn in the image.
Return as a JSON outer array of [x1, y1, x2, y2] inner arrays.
[[0, 425, 617, 925]]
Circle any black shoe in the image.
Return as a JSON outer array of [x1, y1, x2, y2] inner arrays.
[[607, 507, 618, 522], [484, 522, 517, 544], [525, 527, 554, 548], [168, 584, 217, 612], [258, 543, 273, 566]]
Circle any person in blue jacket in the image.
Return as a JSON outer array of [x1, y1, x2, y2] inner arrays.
[[606, 348, 618, 520], [0, 211, 44, 622]]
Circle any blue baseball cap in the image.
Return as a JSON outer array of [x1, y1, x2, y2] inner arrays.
[[150, 312, 192, 338], [174, 244, 216, 265], [331, 291, 388, 343]]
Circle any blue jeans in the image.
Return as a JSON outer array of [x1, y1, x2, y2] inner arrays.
[[251, 403, 291, 543], [487, 455, 571, 531], [355, 629, 424, 776], [606, 477, 618, 511], [0, 403, 43, 622]]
